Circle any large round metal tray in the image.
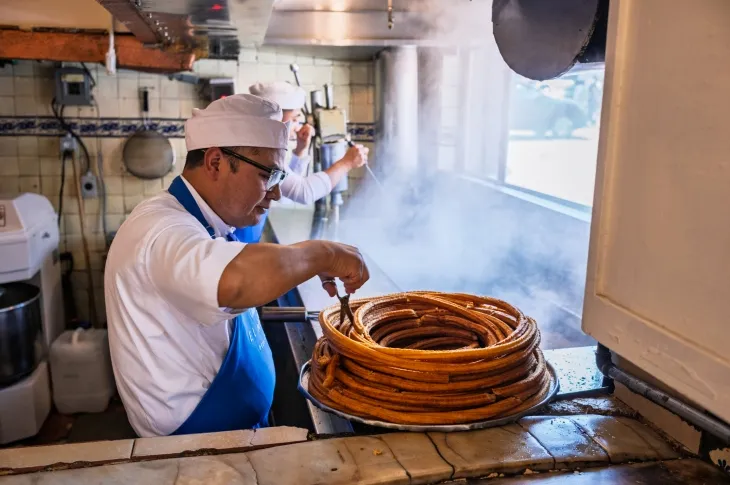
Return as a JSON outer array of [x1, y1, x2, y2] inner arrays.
[[297, 360, 560, 432]]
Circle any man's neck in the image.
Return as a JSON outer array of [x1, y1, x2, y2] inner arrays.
[[182, 169, 213, 207]]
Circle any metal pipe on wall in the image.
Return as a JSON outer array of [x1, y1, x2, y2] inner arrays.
[[375, 46, 419, 177], [417, 47, 444, 177], [454, 48, 473, 173], [596, 345, 730, 443]]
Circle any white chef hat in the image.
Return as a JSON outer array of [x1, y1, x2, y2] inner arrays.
[[249, 81, 306, 110], [185, 94, 291, 151]]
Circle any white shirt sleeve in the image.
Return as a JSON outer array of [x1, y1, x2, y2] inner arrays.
[[146, 223, 247, 326], [288, 153, 311, 176], [280, 166, 333, 204]]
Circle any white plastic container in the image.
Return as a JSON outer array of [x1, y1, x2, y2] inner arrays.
[[49, 328, 115, 414]]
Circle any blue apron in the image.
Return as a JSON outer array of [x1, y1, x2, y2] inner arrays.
[[233, 214, 267, 243], [167, 176, 275, 435]]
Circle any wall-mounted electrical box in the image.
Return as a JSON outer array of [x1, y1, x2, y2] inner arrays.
[[54, 67, 92, 106]]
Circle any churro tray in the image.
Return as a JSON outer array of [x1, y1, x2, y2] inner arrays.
[[297, 360, 560, 432]]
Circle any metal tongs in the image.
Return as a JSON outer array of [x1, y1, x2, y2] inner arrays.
[[336, 288, 355, 327], [322, 278, 355, 326]]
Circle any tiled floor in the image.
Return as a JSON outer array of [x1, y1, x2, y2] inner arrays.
[[1, 399, 135, 449]]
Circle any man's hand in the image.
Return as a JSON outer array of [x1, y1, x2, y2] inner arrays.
[[318, 242, 369, 296], [218, 240, 369, 310], [294, 123, 315, 156], [340, 144, 369, 170]]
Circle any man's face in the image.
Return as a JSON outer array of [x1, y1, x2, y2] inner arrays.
[[213, 146, 286, 228], [282, 109, 303, 138]]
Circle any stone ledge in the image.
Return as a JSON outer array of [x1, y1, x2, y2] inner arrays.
[[428, 425, 555, 479], [0, 440, 134, 475], [569, 415, 680, 463], [132, 429, 255, 459], [0, 415, 682, 483], [0, 426, 307, 476], [131, 426, 308, 460], [246, 435, 409, 485], [518, 416, 609, 470], [377, 433, 453, 485]]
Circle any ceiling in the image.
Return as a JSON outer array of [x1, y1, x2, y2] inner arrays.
[[0, 0, 494, 70]]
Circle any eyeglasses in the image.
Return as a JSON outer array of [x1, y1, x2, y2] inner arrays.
[[218, 147, 287, 191]]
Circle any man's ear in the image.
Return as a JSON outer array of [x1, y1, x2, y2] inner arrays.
[[203, 148, 222, 179]]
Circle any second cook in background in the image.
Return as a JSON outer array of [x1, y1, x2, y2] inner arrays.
[[235, 81, 368, 242]]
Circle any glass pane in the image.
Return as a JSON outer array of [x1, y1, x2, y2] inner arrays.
[[505, 70, 605, 206]]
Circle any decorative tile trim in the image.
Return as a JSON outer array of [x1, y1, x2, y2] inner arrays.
[[0, 116, 185, 138], [0, 117, 376, 142], [348, 122, 375, 142]]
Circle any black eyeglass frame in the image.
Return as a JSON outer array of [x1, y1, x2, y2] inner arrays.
[[217, 147, 287, 191]]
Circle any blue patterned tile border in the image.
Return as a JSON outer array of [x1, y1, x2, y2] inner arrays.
[[348, 122, 375, 143], [0, 116, 376, 142], [0, 116, 185, 138]]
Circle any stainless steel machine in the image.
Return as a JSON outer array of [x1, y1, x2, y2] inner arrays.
[[0, 193, 64, 444], [310, 84, 350, 233]]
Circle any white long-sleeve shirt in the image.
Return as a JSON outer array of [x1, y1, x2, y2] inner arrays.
[[279, 152, 332, 204], [287, 152, 310, 176]]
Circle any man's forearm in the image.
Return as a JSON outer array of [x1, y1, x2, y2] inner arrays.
[[218, 241, 333, 309], [324, 160, 352, 188]]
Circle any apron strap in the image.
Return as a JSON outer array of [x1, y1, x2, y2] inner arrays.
[[168, 176, 215, 238]]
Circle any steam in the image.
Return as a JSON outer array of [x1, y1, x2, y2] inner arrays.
[[408, 0, 495, 46], [331, 1, 596, 349], [340, 169, 592, 349]]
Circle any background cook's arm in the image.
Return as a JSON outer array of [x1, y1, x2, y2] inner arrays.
[[280, 144, 370, 204]]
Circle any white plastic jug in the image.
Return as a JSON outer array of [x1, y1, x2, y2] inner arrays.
[[49, 328, 115, 414]]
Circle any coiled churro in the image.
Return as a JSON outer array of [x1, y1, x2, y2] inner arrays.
[[308, 292, 553, 425]]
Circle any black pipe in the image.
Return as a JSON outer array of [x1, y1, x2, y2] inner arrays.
[[597, 344, 730, 442]]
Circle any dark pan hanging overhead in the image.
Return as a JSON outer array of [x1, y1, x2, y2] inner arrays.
[[492, 0, 609, 81]]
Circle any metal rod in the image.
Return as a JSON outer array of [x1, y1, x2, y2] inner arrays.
[[597, 344, 730, 442], [324, 83, 334, 109], [346, 137, 385, 192], [364, 164, 385, 192], [289, 63, 310, 117], [258, 306, 318, 322]]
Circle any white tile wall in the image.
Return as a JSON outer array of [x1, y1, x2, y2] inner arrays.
[[0, 76, 14, 96], [0, 50, 375, 322], [0, 97, 15, 115]]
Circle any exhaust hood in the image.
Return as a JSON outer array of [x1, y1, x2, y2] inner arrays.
[[263, 0, 494, 47], [0, 0, 495, 71]]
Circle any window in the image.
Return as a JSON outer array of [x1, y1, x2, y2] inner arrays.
[[504, 70, 605, 206], [345, 48, 604, 352]]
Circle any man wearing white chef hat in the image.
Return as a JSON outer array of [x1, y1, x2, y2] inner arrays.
[[248, 81, 368, 216], [104, 94, 369, 437]]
